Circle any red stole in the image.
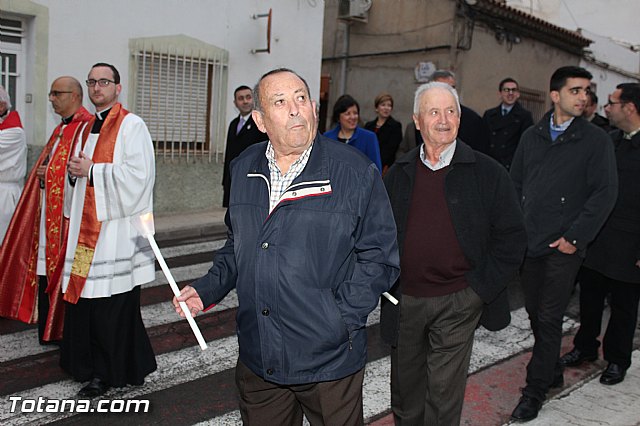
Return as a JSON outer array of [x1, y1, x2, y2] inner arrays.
[[64, 104, 129, 304], [0, 107, 91, 341], [0, 110, 23, 130]]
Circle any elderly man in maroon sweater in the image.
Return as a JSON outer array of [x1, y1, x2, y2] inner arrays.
[[381, 82, 527, 425]]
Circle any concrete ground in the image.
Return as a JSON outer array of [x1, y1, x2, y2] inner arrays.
[[152, 208, 640, 426]]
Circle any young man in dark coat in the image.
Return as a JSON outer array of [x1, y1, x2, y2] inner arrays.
[[483, 77, 534, 170], [510, 66, 618, 422], [559, 83, 640, 386], [221, 85, 267, 207], [382, 81, 526, 425]]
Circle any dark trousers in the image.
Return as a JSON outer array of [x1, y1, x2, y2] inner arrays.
[[520, 251, 583, 401], [574, 267, 640, 370], [235, 359, 364, 426], [390, 287, 483, 426], [60, 286, 157, 387]]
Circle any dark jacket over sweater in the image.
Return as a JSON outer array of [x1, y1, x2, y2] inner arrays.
[[380, 141, 527, 346], [194, 134, 400, 384], [510, 111, 618, 258], [583, 130, 640, 283], [483, 101, 534, 169]]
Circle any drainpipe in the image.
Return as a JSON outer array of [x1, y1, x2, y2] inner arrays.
[[339, 21, 350, 95]]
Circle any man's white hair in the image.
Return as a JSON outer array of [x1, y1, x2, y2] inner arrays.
[[413, 82, 461, 116]]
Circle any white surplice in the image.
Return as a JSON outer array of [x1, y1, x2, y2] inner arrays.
[[62, 112, 156, 298], [0, 124, 27, 244]]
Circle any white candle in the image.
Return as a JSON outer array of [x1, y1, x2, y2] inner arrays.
[[382, 291, 398, 305], [134, 213, 208, 350]]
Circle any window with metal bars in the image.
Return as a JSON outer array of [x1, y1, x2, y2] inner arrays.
[[130, 37, 228, 162], [0, 17, 23, 106]]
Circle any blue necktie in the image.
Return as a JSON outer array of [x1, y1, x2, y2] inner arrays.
[[236, 117, 245, 134]]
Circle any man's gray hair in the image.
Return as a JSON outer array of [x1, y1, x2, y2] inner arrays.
[[0, 85, 12, 109], [413, 82, 461, 115], [253, 68, 311, 114]]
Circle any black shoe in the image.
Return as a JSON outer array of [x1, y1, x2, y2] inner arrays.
[[600, 363, 626, 385], [559, 348, 597, 367], [550, 372, 564, 389], [511, 396, 542, 422], [78, 378, 110, 397]]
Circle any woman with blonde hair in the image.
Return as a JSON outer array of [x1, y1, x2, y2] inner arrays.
[[365, 92, 402, 174]]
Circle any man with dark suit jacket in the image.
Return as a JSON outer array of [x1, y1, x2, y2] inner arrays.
[[583, 90, 613, 132], [431, 70, 491, 154], [559, 83, 640, 387], [483, 77, 534, 170], [222, 85, 267, 207]]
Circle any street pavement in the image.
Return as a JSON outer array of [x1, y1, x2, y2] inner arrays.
[[1, 208, 639, 425]]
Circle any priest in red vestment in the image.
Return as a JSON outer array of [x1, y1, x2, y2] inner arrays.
[[0, 77, 91, 343]]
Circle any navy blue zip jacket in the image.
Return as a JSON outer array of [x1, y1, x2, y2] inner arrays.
[[192, 134, 400, 385]]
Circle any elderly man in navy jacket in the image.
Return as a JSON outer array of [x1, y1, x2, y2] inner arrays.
[[175, 68, 399, 426]]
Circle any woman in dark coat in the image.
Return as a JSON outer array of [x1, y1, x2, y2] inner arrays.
[[365, 93, 402, 174]]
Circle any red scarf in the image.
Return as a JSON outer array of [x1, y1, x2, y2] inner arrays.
[[0, 110, 22, 130], [64, 104, 129, 304]]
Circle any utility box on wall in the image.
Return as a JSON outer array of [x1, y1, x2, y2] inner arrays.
[[338, 0, 371, 22]]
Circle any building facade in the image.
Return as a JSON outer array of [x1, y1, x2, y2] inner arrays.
[[0, 0, 324, 213], [321, 0, 591, 130]]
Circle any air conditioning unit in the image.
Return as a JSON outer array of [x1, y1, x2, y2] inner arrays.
[[338, 0, 372, 23]]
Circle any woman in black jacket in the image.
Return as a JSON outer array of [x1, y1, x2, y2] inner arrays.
[[365, 93, 402, 174]]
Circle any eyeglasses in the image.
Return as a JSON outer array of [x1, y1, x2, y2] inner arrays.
[[604, 100, 627, 107], [501, 88, 519, 93], [86, 79, 116, 87], [48, 90, 73, 97]]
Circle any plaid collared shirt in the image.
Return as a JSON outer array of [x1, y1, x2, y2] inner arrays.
[[266, 141, 314, 213]]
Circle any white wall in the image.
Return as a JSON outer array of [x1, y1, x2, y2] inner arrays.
[[32, 0, 325, 141], [507, 0, 639, 47], [507, 0, 639, 110]]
